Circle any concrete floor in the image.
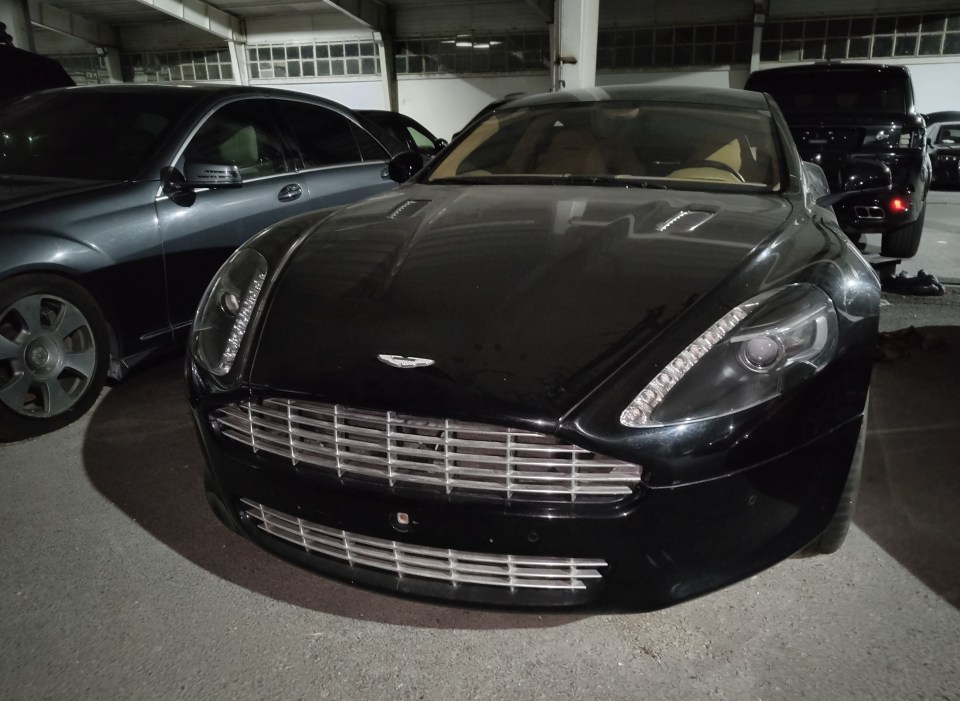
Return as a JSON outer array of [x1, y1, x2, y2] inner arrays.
[[2, 195, 960, 701]]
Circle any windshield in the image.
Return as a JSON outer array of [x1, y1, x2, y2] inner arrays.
[[748, 70, 908, 115], [935, 123, 960, 144], [0, 89, 194, 180], [427, 100, 782, 190]]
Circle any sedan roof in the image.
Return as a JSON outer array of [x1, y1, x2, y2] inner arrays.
[[504, 85, 771, 111]]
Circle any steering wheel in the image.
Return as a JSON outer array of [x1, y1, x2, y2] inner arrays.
[[683, 160, 746, 182]]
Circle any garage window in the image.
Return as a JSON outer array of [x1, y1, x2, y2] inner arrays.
[[247, 41, 381, 80], [761, 11, 960, 62], [122, 49, 233, 82]]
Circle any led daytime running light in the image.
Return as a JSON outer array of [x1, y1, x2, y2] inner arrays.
[[214, 270, 266, 375], [620, 305, 752, 427]]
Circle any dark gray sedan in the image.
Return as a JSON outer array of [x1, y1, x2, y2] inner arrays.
[[0, 84, 409, 441]]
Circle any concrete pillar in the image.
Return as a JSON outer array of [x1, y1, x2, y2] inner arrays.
[[554, 0, 598, 91], [228, 40, 249, 85], [750, 0, 768, 75], [102, 47, 122, 83], [1, 0, 35, 52], [376, 31, 397, 111]]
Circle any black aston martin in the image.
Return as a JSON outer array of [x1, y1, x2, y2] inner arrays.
[[187, 85, 886, 611]]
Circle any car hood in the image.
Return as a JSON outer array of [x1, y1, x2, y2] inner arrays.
[[250, 184, 793, 424], [0, 175, 119, 214]]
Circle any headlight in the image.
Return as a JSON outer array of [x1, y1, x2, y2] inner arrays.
[[620, 284, 838, 427], [191, 247, 268, 376]]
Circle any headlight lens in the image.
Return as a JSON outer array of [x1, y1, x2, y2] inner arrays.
[[620, 284, 838, 427], [192, 247, 268, 376]]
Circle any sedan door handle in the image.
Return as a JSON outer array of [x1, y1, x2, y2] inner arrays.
[[278, 183, 303, 202]]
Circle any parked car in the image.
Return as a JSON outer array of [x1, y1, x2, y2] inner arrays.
[[360, 109, 447, 157], [0, 83, 410, 441], [188, 85, 883, 611], [745, 62, 931, 258], [927, 120, 960, 187]]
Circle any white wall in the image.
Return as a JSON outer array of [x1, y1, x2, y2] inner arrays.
[[597, 68, 751, 90], [396, 74, 552, 140], [908, 61, 960, 114], [260, 79, 387, 110]]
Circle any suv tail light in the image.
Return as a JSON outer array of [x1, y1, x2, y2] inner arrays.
[[899, 128, 923, 149]]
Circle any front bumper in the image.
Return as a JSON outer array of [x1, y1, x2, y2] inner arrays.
[[932, 157, 960, 185], [191, 399, 862, 611]]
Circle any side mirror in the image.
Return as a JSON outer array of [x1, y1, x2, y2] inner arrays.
[[816, 159, 892, 208], [183, 162, 243, 188], [388, 151, 427, 183]]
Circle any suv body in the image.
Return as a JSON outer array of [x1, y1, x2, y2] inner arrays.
[[745, 62, 931, 257]]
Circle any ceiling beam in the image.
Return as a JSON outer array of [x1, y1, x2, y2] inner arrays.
[[522, 0, 555, 23], [28, 0, 119, 47], [319, 0, 391, 33], [133, 0, 245, 42]]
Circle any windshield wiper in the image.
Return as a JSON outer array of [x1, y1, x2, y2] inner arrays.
[[549, 174, 671, 189], [428, 174, 672, 188]]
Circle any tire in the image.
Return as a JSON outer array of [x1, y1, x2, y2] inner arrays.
[[881, 207, 925, 258], [0, 275, 110, 442], [804, 411, 867, 555]]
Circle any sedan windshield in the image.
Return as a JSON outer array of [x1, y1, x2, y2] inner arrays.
[[935, 123, 960, 144], [0, 89, 194, 180], [428, 100, 783, 190]]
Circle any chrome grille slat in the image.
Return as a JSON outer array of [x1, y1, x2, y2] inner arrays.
[[240, 499, 606, 591], [215, 398, 642, 502]]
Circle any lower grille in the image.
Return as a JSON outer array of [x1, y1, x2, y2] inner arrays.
[[240, 498, 607, 591], [215, 398, 642, 502]]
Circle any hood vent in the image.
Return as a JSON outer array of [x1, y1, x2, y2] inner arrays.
[[388, 199, 431, 219], [656, 210, 715, 233]]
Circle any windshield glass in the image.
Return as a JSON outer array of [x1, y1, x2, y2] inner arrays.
[[935, 123, 960, 144], [427, 100, 782, 190], [749, 70, 908, 115], [0, 89, 193, 180]]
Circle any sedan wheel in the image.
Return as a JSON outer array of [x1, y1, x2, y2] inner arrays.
[[0, 276, 109, 441]]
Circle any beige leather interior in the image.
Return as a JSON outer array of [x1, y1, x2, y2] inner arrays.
[[533, 129, 607, 175]]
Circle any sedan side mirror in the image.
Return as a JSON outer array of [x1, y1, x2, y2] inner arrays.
[[816, 159, 892, 208], [388, 151, 427, 183]]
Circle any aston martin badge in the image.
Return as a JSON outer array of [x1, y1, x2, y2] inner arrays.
[[377, 354, 435, 369]]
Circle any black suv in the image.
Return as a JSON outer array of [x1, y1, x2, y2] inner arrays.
[[745, 62, 931, 257]]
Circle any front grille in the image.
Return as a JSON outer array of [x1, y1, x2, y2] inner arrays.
[[240, 498, 607, 591], [214, 398, 642, 502]]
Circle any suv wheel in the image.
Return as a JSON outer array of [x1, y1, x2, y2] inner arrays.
[[881, 207, 925, 258]]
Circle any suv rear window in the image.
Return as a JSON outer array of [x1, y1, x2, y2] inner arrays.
[[747, 70, 908, 115]]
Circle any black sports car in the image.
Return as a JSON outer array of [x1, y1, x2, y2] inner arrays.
[[188, 85, 884, 611]]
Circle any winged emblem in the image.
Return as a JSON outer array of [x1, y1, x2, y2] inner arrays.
[[377, 354, 435, 369]]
